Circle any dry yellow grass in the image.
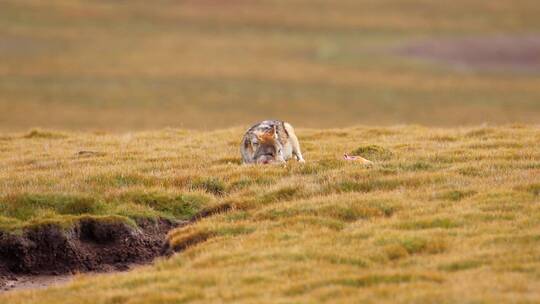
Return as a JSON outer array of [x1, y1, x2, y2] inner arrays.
[[1, 1, 540, 301], [1, 125, 539, 303]]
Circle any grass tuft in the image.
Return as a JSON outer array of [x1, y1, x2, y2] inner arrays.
[[523, 183, 540, 196], [332, 179, 401, 193], [192, 178, 227, 196], [0, 194, 106, 221], [396, 218, 462, 230], [378, 235, 447, 258], [436, 190, 477, 201], [351, 145, 393, 161], [169, 227, 216, 251], [23, 129, 67, 139], [286, 273, 442, 296], [439, 260, 484, 272], [122, 191, 211, 220], [259, 186, 301, 204]]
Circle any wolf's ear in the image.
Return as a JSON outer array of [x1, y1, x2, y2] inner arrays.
[[270, 126, 277, 138], [259, 127, 276, 142]]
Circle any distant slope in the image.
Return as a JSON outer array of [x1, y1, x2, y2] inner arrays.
[[1, 0, 540, 131]]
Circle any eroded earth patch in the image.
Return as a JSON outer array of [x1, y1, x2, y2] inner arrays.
[[0, 218, 180, 292]]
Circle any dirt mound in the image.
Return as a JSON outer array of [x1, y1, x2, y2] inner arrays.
[[398, 35, 540, 72], [0, 218, 179, 290]]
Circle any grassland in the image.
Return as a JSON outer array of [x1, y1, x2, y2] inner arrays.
[[1, 0, 540, 301], [1, 0, 540, 131], [1, 125, 539, 303]]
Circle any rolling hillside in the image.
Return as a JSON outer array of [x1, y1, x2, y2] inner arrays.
[[1, 125, 539, 302]]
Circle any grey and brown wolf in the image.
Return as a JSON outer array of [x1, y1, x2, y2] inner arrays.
[[241, 120, 305, 165]]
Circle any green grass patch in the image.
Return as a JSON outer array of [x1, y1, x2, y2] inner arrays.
[[191, 178, 227, 196], [0, 191, 213, 232], [296, 159, 344, 175], [378, 235, 447, 258], [329, 175, 440, 194], [401, 161, 434, 171], [258, 186, 301, 204], [350, 145, 393, 161], [396, 218, 462, 230], [284, 216, 346, 230], [457, 166, 483, 177], [258, 198, 396, 223], [23, 129, 67, 139], [286, 274, 441, 295], [87, 173, 157, 188], [439, 260, 484, 272], [465, 128, 496, 138], [320, 200, 396, 221], [215, 225, 256, 237], [522, 183, 540, 196], [332, 179, 400, 193], [436, 190, 477, 201], [120, 191, 211, 220], [0, 194, 107, 221]]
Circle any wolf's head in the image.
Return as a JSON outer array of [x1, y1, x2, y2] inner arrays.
[[248, 127, 285, 164]]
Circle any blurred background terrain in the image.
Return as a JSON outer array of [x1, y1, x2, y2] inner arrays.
[[1, 0, 539, 131]]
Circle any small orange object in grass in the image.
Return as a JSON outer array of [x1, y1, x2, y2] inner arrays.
[[343, 153, 373, 165]]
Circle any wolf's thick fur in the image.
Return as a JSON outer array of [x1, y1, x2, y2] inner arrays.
[[241, 120, 305, 164]]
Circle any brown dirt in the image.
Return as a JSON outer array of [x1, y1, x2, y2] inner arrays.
[[2, 274, 78, 292], [397, 35, 540, 72], [0, 218, 183, 292], [1, 264, 148, 293]]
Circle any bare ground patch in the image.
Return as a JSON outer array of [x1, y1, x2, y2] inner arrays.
[[0, 204, 232, 292], [397, 35, 540, 72], [2, 274, 80, 292], [0, 218, 180, 292]]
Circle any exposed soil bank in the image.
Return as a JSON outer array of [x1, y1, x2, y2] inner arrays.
[[0, 218, 181, 292]]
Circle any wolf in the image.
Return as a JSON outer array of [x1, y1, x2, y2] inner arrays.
[[241, 120, 305, 165]]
